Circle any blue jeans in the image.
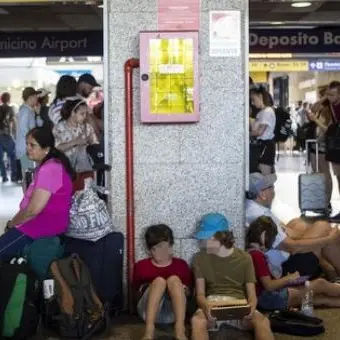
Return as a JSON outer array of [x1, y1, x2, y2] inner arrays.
[[0, 134, 17, 180], [0, 228, 33, 262]]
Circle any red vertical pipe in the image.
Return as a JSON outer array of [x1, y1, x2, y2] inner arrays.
[[124, 58, 140, 311]]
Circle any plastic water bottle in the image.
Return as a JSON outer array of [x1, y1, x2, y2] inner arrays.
[[301, 281, 314, 316]]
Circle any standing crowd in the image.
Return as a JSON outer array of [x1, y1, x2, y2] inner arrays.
[[249, 79, 340, 220], [0, 72, 105, 263], [0, 73, 104, 189]]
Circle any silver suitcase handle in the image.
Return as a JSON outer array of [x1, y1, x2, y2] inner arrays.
[[306, 139, 319, 173]]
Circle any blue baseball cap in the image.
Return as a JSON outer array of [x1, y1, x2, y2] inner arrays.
[[195, 213, 230, 240]]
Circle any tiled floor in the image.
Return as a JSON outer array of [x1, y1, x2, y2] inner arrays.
[[35, 309, 340, 339]]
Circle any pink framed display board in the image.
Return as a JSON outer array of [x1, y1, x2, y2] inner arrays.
[[139, 31, 199, 123]]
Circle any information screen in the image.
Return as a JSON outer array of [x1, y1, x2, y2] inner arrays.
[[149, 38, 194, 115]]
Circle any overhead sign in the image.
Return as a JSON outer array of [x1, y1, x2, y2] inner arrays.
[[309, 60, 340, 71], [0, 31, 103, 57], [250, 28, 340, 54], [249, 60, 309, 72]]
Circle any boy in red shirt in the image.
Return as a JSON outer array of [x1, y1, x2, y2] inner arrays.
[[247, 216, 340, 310], [133, 224, 192, 340]]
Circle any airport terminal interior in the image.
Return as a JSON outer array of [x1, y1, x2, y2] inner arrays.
[[2, 0, 340, 339]]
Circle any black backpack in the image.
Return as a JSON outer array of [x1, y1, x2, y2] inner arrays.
[[274, 107, 292, 142], [269, 310, 325, 336], [0, 105, 11, 132], [0, 259, 40, 340]]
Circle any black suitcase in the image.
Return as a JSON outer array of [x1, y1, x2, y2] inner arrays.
[[64, 232, 124, 315]]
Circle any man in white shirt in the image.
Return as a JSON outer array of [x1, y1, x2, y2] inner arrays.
[[246, 173, 340, 280]]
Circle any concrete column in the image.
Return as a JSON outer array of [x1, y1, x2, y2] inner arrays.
[[107, 0, 248, 265]]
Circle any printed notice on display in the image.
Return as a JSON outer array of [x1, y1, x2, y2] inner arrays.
[[209, 10, 241, 57], [158, 0, 200, 31]]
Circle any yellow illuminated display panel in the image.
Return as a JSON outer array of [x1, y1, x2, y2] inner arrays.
[[149, 38, 194, 114]]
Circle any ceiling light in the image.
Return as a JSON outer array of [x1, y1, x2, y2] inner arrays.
[[271, 22, 283, 25], [98, 4, 104, 8], [291, 2, 312, 8]]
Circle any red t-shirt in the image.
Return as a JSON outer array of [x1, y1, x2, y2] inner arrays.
[[248, 249, 272, 296], [133, 257, 192, 291]]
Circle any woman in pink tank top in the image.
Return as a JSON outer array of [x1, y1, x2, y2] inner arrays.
[[0, 127, 73, 261]]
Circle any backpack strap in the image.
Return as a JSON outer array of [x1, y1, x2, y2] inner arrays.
[[50, 259, 75, 316], [70, 255, 106, 340], [73, 256, 103, 313], [70, 256, 87, 317]]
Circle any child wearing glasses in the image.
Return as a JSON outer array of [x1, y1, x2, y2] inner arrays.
[[133, 224, 192, 340]]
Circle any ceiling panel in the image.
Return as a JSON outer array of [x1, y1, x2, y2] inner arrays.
[[249, 0, 340, 27], [272, 3, 323, 13], [318, 2, 340, 10], [301, 10, 340, 22], [0, 1, 338, 31]]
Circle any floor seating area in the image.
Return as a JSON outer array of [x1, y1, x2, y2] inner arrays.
[[3, 156, 340, 339], [31, 309, 340, 339]]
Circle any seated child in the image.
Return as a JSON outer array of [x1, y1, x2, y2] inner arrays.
[[191, 213, 274, 340], [133, 224, 192, 340], [247, 216, 340, 311]]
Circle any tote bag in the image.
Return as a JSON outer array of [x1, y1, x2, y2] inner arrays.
[[66, 186, 113, 242]]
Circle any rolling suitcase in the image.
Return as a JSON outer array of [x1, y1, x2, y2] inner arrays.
[[64, 231, 124, 315], [298, 139, 327, 216]]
